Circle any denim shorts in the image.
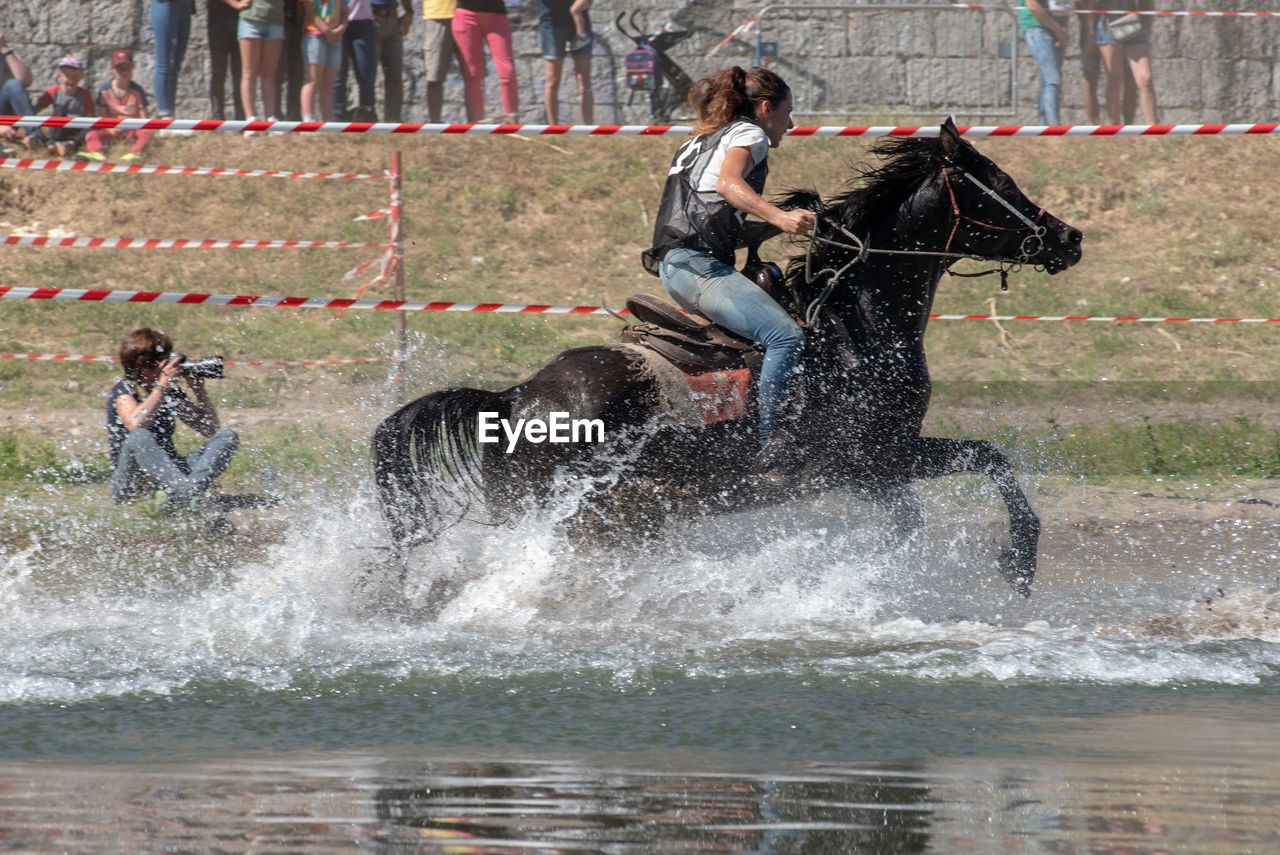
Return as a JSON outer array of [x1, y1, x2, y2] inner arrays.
[[238, 18, 285, 40], [1095, 14, 1149, 47], [302, 32, 343, 68], [539, 18, 592, 61]]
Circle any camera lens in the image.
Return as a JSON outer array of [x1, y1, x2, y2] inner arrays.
[[179, 356, 224, 380]]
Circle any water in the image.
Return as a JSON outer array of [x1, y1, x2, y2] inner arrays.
[[3, 476, 1280, 852]]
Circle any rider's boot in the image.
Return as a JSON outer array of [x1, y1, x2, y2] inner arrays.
[[750, 427, 801, 485]]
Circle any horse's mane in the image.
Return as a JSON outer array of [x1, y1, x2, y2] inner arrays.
[[778, 136, 953, 234]]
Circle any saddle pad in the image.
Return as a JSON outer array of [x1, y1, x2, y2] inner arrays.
[[684, 368, 752, 425]]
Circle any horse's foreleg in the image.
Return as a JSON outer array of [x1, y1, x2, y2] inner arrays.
[[909, 437, 1039, 597]]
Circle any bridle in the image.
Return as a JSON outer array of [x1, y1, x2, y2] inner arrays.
[[941, 168, 1047, 273], [798, 164, 1050, 325]]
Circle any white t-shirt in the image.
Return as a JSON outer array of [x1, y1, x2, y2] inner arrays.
[[681, 121, 770, 193]]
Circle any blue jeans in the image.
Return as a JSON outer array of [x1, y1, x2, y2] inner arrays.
[[152, 0, 192, 117], [659, 247, 805, 445], [539, 18, 593, 60], [111, 427, 239, 505], [334, 18, 377, 120], [303, 33, 343, 70], [0, 78, 34, 116], [1096, 14, 1150, 47], [1023, 26, 1063, 125]]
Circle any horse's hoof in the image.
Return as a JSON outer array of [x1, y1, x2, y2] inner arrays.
[[998, 547, 1035, 598]]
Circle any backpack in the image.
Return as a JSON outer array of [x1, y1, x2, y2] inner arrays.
[[625, 39, 660, 92]]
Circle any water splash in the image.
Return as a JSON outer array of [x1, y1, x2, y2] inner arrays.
[[4, 421, 1280, 707]]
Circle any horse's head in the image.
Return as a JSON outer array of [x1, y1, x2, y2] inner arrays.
[[936, 118, 1083, 274]]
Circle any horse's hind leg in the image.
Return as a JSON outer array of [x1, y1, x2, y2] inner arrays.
[[908, 437, 1039, 597]]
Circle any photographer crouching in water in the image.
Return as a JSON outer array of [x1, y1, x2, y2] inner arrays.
[[106, 327, 238, 512]]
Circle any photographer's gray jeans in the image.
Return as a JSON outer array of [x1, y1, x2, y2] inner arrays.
[[110, 427, 239, 505]]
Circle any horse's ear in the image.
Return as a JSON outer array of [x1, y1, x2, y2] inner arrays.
[[939, 117, 963, 161]]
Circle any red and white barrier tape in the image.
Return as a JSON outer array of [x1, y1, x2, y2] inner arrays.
[[949, 4, 1280, 16], [3, 235, 385, 249], [1085, 8, 1279, 15], [0, 285, 618, 313], [0, 157, 384, 179], [6, 116, 1280, 137], [0, 354, 388, 365], [335, 156, 404, 318], [707, 14, 759, 57], [5, 286, 1280, 325]]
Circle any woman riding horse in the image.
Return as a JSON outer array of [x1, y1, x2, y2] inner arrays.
[[372, 119, 1083, 597], [644, 66, 815, 470]]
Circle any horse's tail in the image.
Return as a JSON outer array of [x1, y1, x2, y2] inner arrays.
[[371, 387, 504, 545]]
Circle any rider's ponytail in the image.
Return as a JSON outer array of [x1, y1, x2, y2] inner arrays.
[[690, 66, 791, 136]]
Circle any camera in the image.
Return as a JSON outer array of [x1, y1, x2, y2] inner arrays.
[[173, 354, 225, 380]]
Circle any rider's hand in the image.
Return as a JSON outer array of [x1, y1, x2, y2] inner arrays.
[[774, 209, 816, 236]]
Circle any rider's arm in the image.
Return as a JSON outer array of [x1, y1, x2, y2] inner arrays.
[[737, 218, 783, 248], [115, 356, 181, 432], [716, 146, 814, 237]]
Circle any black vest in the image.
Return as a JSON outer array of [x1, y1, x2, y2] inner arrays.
[[643, 120, 769, 275], [105, 378, 185, 469]]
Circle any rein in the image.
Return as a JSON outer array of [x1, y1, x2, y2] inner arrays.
[[799, 166, 1049, 322]]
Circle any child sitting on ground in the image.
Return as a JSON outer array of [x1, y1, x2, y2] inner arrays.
[[26, 56, 94, 157], [83, 50, 153, 162]]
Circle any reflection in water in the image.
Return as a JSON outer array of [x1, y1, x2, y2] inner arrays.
[[370, 763, 929, 852], [2, 749, 1278, 853]]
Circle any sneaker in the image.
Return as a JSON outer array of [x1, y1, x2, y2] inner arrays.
[[81, 149, 106, 161], [0, 144, 15, 157], [568, 32, 592, 52], [121, 151, 141, 162], [144, 490, 171, 515], [243, 115, 260, 138], [265, 115, 285, 136]]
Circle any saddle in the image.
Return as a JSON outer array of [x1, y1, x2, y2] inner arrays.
[[620, 293, 756, 374], [618, 256, 786, 375]]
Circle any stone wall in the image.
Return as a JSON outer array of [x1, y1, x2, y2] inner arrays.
[[2, 0, 1278, 126]]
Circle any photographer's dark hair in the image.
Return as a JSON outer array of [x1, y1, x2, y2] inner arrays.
[[119, 327, 172, 382], [688, 66, 791, 136]]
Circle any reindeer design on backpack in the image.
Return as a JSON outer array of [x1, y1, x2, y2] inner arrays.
[[616, 10, 694, 122]]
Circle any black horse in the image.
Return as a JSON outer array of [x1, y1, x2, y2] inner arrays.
[[373, 120, 1083, 596]]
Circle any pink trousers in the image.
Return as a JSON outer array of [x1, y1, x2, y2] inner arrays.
[[85, 128, 154, 154], [451, 8, 519, 120]]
